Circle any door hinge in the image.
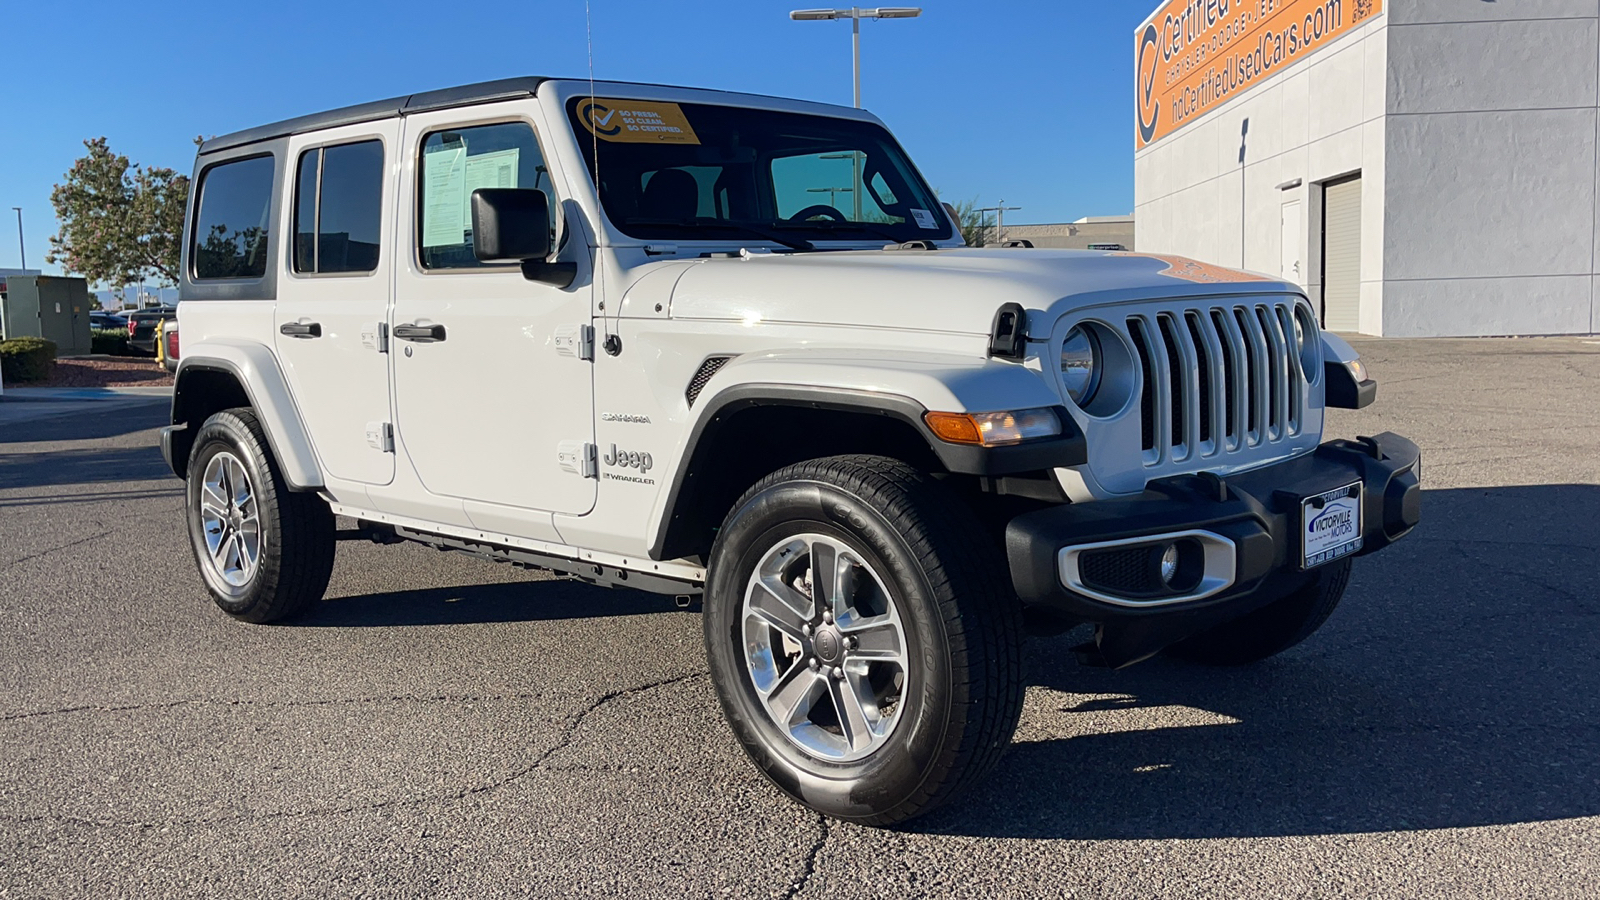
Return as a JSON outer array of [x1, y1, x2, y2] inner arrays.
[[362, 322, 389, 353], [554, 324, 594, 361], [557, 440, 597, 478], [366, 421, 394, 453]]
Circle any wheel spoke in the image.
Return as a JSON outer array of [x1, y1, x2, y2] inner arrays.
[[840, 617, 904, 663], [766, 664, 822, 726], [830, 552, 858, 621], [809, 539, 838, 620], [750, 581, 809, 641], [828, 673, 874, 752], [204, 523, 225, 557], [215, 532, 238, 571], [228, 459, 250, 508], [237, 522, 261, 570], [201, 481, 229, 519]]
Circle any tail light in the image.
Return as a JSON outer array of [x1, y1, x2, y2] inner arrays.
[[128, 318, 138, 336], [166, 327, 180, 359]]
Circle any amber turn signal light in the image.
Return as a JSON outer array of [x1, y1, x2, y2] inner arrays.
[[923, 408, 1062, 447]]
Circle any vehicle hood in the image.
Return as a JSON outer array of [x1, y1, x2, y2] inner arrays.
[[666, 248, 1302, 337]]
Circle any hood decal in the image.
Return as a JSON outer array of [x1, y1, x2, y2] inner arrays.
[[1114, 252, 1273, 285]]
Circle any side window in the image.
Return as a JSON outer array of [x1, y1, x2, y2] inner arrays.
[[418, 122, 553, 270], [293, 139, 384, 275], [192, 155, 275, 280]]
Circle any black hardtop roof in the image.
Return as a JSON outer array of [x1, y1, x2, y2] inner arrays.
[[199, 76, 837, 155], [200, 77, 551, 154]]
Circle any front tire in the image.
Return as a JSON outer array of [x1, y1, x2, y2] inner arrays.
[[1165, 559, 1352, 666], [704, 455, 1024, 826], [184, 408, 335, 623]]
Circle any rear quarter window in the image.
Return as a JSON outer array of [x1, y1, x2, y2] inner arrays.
[[192, 155, 275, 280]]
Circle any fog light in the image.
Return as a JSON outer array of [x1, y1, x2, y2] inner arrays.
[[1158, 543, 1180, 586]]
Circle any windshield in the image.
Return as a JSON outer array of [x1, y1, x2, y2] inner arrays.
[[567, 97, 953, 245]]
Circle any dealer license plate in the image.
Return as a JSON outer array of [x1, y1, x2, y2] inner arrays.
[[1302, 483, 1363, 569]]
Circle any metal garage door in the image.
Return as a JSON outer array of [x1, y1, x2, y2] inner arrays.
[[1321, 174, 1362, 332]]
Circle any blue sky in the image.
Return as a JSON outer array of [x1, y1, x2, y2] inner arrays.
[[0, 0, 1150, 281]]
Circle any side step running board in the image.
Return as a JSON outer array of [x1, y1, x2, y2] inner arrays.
[[389, 524, 704, 597]]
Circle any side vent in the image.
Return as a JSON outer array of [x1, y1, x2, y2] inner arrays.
[[989, 302, 1027, 359], [685, 356, 732, 407]]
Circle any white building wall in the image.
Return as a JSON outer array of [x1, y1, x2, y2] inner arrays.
[[1135, 0, 1600, 337], [1135, 13, 1390, 333], [1382, 1, 1600, 336]]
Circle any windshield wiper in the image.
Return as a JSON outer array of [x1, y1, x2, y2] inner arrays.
[[769, 219, 903, 244], [623, 218, 815, 252]]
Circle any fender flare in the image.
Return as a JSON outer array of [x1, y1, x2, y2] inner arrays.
[[172, 339, 324, 490], [646, 351, 1086, 560]]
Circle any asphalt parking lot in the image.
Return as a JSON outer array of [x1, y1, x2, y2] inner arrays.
[[2, 336, 1598, 899]]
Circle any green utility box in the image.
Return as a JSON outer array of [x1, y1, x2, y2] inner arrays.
[[0, 275, 93, 355]]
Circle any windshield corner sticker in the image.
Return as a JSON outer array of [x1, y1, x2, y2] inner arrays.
[[909, 208, 938, 230], [578, 99, 701, 145], [1113, 252, 1273, 285]]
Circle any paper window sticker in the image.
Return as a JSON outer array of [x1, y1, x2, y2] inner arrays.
[[462, 148, 521, 221], [422, 143, 467, 248], [910, 208, 937, 230]]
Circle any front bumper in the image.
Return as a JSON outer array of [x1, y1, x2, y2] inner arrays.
[[1006, 432, 1420, 666]]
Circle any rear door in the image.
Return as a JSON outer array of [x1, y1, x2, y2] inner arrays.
[[273, 121, 399, 486]]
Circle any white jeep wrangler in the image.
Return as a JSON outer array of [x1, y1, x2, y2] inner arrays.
[[163, 77, 1420, 825]]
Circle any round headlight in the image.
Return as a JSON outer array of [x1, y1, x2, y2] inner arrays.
[[1060, 326, 1102, 406], [1293, 307, 1320, 375]]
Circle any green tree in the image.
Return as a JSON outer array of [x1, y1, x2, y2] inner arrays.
[[947, 197, 990, 247], [46, 137, 189, 288]]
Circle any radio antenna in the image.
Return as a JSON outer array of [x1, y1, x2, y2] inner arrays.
[[585, 0, 619, 355]]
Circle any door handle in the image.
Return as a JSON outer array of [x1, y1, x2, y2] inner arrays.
[[393, 323, 447, 343], [280, 321, 322, 338]]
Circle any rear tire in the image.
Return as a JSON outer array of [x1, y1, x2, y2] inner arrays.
[[184, 408, 335, 623], [703, 455, 1024, 826], [1165, 559, 1352, 666]]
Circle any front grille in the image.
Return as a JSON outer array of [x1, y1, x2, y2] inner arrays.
[[1079, 547, 1162, 596], [1127, 300, 1307, 465]]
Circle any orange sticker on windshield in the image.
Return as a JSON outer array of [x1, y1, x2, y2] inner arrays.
[[1113, 252, 1273, 284], [577, 99, 700, 145]]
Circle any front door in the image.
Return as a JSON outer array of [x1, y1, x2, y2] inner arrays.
[[1280, 200, 1302, 288], [389, 105, 597, 517], [274, 121, 399, 486]]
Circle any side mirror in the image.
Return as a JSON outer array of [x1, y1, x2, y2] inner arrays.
[[471, 188, 552, 262], [470, 188, 576, 287]]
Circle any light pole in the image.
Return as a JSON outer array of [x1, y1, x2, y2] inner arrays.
[[791, 7, 921, 221], [807, 185, 855, 211], [977, 202, 1021, 245], [820, 151, 866, 220], [11, 207, 24, 271], [789, 7, 921, 108]]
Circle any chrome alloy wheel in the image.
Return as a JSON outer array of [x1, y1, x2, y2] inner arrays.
[[741, 534, 910, 763], [199, 451, 262, 588]]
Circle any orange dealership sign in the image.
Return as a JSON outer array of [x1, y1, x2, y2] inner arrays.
[[1135, 0, 1383, 149]]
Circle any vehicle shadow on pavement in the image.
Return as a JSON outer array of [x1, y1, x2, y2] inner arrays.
[[0, 401, 168, 444], [298, 579, 681, 627], [918, 484, 1600, 840], [0, 446, 172, 490]]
